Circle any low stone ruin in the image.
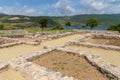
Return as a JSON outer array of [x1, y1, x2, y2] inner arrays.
[[68, 40, 120, 51], [0, 47, 119, 80], [0, 37, 19, 43], [0, 30, 27, 38], [73, 30, 120, 35], [0, 30, 120, 80], [0, 37, 22, 48], [66, 32, 120, 51], [91, 33, 120, 39], [31, 32, 76, 41]]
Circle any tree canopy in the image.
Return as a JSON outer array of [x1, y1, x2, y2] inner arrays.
[[39, 18, 48, 30], [86, 18, 98, 30]]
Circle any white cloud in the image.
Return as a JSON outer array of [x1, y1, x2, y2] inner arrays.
[[54, 0, 76, 15], [91, 2, 105, 10], [0, 0, 120, 16], [0, 7, 2, 10], [54, 0, 120, 15], [80, 0, 120, 14], [0, 5, 45, 16]]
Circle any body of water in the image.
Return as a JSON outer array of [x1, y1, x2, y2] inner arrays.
[[64, 26, 108, 30]]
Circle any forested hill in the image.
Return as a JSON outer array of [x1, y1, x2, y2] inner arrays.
[[0, 13, 120, 28], [69, 14, 120, 26]]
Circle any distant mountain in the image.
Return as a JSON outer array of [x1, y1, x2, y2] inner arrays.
[[0, 13, 120, 29], [0, 13, 8, 18]]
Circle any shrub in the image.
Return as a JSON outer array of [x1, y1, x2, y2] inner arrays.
[[108, 24, 120, 32], [0, 24, 4, 30], [51, 25, 64, 30], [65, 21, 71, 26]]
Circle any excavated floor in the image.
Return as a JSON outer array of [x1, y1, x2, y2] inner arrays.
[[16, 37, 36, 42], [86, 38, 120, 46], [0, 41, 5, 45], [33, 51, 114, 80]]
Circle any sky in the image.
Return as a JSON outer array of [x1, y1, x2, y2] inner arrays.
[[0, 0, 120, 16]]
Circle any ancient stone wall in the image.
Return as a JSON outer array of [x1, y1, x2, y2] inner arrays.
[[91, 33, 120, 39], [0, 47, 120, 80]]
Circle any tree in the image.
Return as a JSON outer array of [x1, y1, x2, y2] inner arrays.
[[39, 18, 48, 30], [108, 24, 120, 32], [65, 21, 71, 26], [0, 24, 4, 30], [86, 18, 98, 30]]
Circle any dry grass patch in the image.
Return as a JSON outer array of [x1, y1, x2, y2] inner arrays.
[[33, 51, 114, 80]]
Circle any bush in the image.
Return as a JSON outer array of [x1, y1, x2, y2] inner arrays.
[[51, 25, 64, 30], [108, 24, 120, 32], [65, 21, 71, 26], [0, 24, 4, 30]]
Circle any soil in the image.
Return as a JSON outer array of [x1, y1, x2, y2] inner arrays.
[[33, 51, 113, 80], [16, 37, 36, 42], [0, 41, 5, 45], [86, 38, 120, 46], [0, 68, 27, 80]]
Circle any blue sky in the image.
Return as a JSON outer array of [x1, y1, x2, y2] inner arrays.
[[0, 0, 120, 16]]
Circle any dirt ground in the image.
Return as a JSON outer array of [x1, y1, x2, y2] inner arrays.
[[86, 38, 120, 46], [0, 41, 5, 45], [0, 68, 27, 80], [65, 45, 120, 67], [16, 37, 36, 41], [33, 51, 113, 80]]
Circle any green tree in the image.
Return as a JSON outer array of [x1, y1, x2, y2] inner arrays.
[[108, 24, 120, 32], [0, 24, 4, 30], [39, 18, 48, 30], [65, 21, 71, 26], [86, 18, 98, 30]]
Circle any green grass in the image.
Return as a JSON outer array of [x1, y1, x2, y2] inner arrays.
[[0, 32, 5, 36], [46, 29, 72, 32], [25, 28, 42, 34], [25, 27, 72, 34]]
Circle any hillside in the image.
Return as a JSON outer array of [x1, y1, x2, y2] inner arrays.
[[0, 13, 120, 29]]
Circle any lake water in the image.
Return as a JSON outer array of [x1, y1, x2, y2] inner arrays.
[[64, 26, 108, 30]]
